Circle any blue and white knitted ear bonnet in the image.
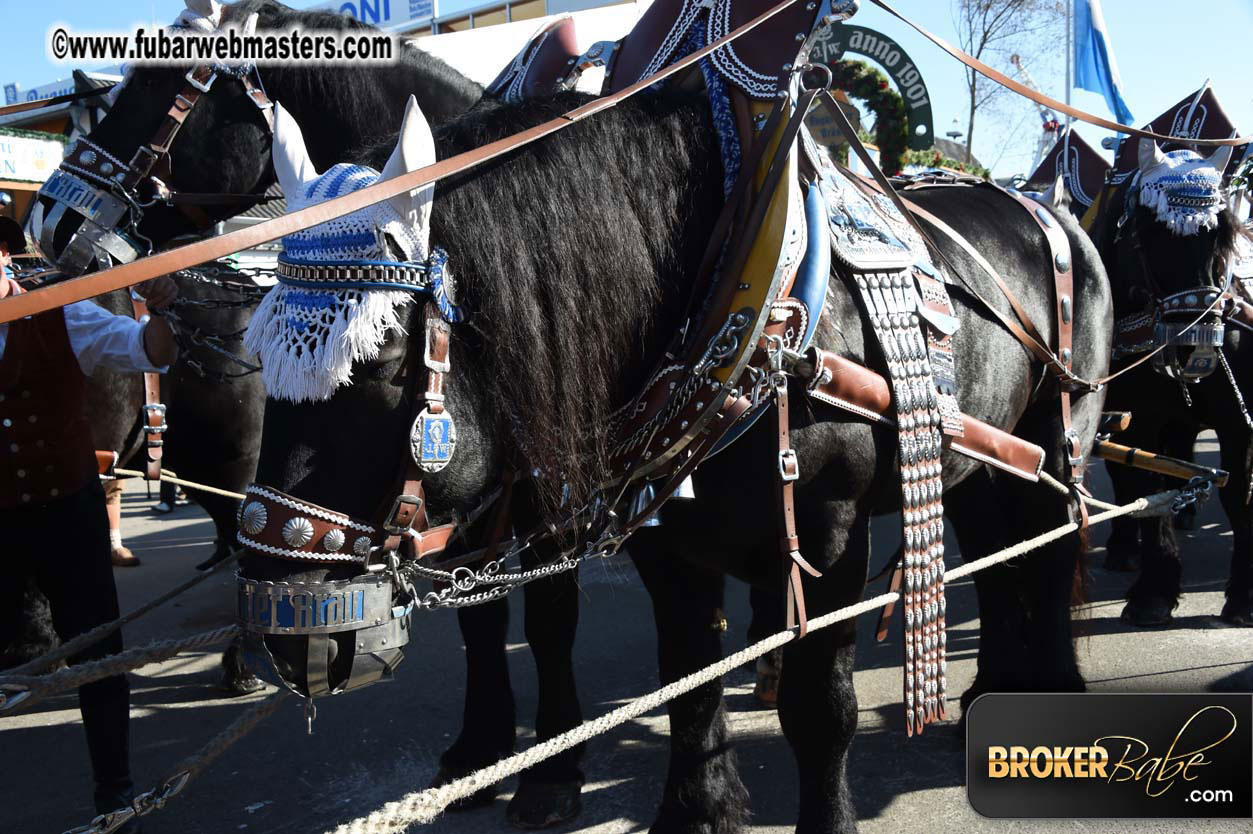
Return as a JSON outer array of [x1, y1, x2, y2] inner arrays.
[[1131, 149, 1226, 236], [244, 163, 434, 403]]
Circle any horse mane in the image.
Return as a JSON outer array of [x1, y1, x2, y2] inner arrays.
[[222, 0, 482, 127], [356, 90, 723, 510]]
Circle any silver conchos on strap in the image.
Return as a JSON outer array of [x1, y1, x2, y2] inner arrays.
[[410, 407, 457, 473], [855, 269, 948, 737]]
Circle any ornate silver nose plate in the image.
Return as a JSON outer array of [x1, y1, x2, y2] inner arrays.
[[409, 407, 457, 473]]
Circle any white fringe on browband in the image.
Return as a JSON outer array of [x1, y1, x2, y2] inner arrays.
[[244, 285, 413, 403]]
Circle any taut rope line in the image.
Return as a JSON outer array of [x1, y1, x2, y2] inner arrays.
[[327, 486, 1189, 833]]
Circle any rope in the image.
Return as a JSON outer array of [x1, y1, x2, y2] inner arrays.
[[64, 691, 291, 834], [1037, 471, 1121, 512], [326, 487, 1180, 833], [0, 625, 239, 712], [5, 550, 241, 678], [111, 467, 246, 500]]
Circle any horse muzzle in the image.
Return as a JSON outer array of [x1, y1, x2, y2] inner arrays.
[[27, 154, 146, 276], [1150, 288, 1226, 381], [237, 572, 411, 698]]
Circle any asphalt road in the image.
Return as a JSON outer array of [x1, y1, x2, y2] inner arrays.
[[3, 438, 1251, 834]]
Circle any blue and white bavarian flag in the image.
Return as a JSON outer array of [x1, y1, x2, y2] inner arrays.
[[1073, 0, 1134, 125]]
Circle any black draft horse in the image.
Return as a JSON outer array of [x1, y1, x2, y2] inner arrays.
[[239, 82, 1111, 833], [1098, 139, 1253, 627]]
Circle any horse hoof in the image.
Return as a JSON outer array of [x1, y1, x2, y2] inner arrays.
[[430, 765, 499, 811], [1102, 550, 1139, 572], [1219, 599, 1252, 626], [506, 780, 582, 829], [1120, 598, 1173, 627]]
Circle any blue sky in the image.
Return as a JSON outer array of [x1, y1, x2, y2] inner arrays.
[[2, 0, 1251, 178]]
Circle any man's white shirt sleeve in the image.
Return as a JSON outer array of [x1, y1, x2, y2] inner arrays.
[[63, 300, 168, 376]]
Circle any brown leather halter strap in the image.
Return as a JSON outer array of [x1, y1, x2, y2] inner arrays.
[[0, 0, 810, 325], [380, 305, 458, 561], [129, 295, 166, 482], [121, 65, 276, 231]]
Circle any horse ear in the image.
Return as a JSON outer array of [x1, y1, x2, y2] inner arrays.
[[1042, 172, 1066, 209], [1138, 138, 1166, 172], [1207, 144, 1234, 176], [271, 102, 318, 201], [380, 95, 436, 236]]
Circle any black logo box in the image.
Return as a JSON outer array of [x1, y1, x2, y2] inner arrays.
[[967, 693, 1252, 818]]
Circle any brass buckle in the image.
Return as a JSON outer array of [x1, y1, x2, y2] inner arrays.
[[384, 493, 423, 535]]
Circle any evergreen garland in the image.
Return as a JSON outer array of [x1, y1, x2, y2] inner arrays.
[[827, 60, 909, 175], [821, 59, 990, 180]]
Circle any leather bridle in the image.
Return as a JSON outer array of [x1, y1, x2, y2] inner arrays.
[[32, 63, 276, 274], [1112, 183, 1231, 381]]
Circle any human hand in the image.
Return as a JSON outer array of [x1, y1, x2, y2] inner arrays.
[[136, 276, 178, 311]]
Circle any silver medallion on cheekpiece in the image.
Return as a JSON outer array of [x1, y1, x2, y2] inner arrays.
[[409, 407, 457, 473]]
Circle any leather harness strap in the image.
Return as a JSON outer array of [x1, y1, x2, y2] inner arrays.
[[775, 379, 821, 636], [129, 295, 166, 481], [381, 304, 456, 560]]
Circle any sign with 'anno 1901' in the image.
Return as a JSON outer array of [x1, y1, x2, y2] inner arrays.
[[809, 24, 935, 150]]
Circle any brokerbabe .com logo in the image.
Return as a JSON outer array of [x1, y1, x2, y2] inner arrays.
[[966, 693, 1253, 818]]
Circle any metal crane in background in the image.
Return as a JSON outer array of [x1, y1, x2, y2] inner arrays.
[[1010, 53, 1062, 174]]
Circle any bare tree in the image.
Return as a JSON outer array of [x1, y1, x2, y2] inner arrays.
[[953, 0, 1062, 164]]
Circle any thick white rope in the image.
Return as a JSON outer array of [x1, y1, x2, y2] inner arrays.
[[0, 626, 240, 712], [326, 487, 1178, 834]]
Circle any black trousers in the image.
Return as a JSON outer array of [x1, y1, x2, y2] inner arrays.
[[0, 479, 132, 797]]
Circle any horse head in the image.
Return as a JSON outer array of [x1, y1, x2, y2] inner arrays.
[[1110, 138, 1243, 381], [237, 98, 498, 698], [28, 0, 277, 274]]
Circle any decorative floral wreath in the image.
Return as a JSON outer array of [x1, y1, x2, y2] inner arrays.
[[823, 60, 990, 180]]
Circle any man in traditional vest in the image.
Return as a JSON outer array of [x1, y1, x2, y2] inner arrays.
[[0, 215, 177, 831]]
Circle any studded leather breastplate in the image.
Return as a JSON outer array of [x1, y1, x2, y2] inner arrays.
[[0, 309, 96, 508]]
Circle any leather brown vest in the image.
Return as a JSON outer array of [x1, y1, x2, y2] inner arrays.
[[0, 309, 97, 508]]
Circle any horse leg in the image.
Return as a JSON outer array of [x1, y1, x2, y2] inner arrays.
[[777, 504, 866, 834], [1164, 425, 1200, 530], [951, 400, 1087, 708], [631, 537, 749, 834], [1216, 428, 1253, 625], [1103, 457, 1145, 572], [1122, 494, 1181, 627], [747, 585, 784, 707], [946, 469, 1032, 713], [507, 566, 585, 828], [433, 597, 518, 809]]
